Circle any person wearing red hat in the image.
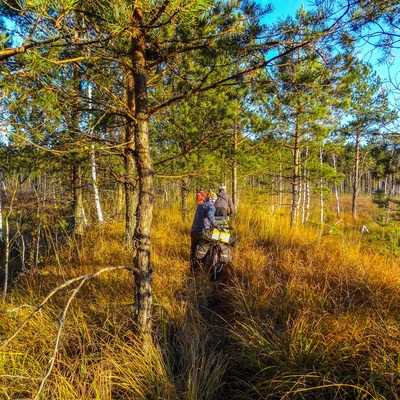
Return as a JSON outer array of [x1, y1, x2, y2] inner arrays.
[[190, 191, 219, 261], [196, 188, 207, 205]]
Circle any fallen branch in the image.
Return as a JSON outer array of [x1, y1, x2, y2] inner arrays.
[[1, 264, 137, 399]]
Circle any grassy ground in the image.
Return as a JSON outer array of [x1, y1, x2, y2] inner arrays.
[[1, 193, 400, 399]]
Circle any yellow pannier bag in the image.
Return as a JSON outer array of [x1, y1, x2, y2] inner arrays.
[[211, 228, 230, 244], [211, 228, 220, 240], [219, 231, 230, 244]]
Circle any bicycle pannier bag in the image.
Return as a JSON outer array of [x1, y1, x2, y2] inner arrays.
[[195, 240, 211, 260], [219, 243, 232, 263], [201, 229, 214, 242]]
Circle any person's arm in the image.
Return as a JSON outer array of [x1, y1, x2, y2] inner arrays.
[[207, 206, 219, 228]]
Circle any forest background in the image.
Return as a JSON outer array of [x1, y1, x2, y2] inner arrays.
[[1, 0, 400, 399]]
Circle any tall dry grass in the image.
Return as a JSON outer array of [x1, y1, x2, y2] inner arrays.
[[1, 193, 400, 399]]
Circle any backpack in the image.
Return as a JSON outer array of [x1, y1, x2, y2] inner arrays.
[[214, 192, 232, 216]]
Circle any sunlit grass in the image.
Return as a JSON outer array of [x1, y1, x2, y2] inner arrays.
[[1, 193, 400, 398]]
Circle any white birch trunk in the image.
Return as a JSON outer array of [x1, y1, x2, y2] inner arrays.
[[88, 83, 104, 223], [91, 144, 103, 223], [384, 175, 388, 196], [82, 205, 88, 229], [19, 232, 27, 275]]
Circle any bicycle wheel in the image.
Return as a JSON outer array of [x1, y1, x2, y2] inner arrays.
[[210, 261, 225, 281], [209, 244, 225, 281]]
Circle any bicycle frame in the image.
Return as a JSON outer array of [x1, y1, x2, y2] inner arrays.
[[208, 242, 226, 281]]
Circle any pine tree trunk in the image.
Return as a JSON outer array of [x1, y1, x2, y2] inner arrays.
[[367, 171, 372, 195], [332, 154, 341, 219], [319, 147, 324, 225], [278, 159, 283, 208], [125, 140, 137, 245], [131, 3, 154, 336], [181, 193, 189, 223], [301, 147, 309, 225], [352, 131, 361, 218], [291, 123, 301, 227], [32, 178, 43, 270], [232, 120, 238, 208], [125, 69, 138, 245], [181, 177, 189, 222], [221, 159, 227, 186]]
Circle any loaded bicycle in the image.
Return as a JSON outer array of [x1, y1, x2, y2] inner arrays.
[[191, 217, 236, 281]]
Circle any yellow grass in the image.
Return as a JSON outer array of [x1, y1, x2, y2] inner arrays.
[[1, 192, 400, 399]]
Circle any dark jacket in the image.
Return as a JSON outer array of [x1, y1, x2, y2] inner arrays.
[[191, 199, 219, 232], [215, 190, 235, 216]]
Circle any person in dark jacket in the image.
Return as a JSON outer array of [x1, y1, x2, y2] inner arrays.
[[214, 185, 235, 217], [190, 191, 219, 259]]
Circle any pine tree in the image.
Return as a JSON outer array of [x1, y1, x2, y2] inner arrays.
[[338, 62, 397, 218], [260, 44, 347, 226]]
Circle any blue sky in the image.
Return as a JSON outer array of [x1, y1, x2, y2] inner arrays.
[[259, 0, 308, 20], [256, 0, 398, 105]]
